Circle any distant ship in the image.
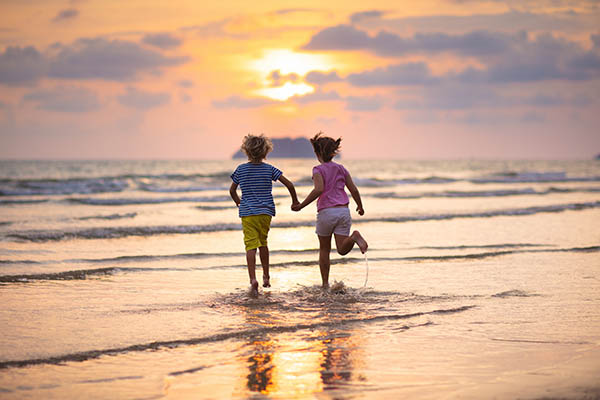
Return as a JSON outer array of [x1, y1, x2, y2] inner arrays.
[[232, 137, 315, 159]]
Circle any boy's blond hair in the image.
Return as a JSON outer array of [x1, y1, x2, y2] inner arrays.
[[241, 134, 273, 162]]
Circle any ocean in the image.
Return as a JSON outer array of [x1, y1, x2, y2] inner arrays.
[[0, 159, 599, 399]]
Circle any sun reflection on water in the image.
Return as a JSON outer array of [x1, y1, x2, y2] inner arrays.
[[242, 328, 365, 397]]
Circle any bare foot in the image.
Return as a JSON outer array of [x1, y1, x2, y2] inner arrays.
[[322, 283, 329, 290], [263, 274, 271, 288], [250, 279, 259, 297], [351, 230, 368, 253]]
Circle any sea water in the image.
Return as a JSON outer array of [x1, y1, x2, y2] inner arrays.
[[0, 159, 599, 399]]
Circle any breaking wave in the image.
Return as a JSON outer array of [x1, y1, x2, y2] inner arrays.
[[2, 246, 596, 282], [5, 201, 600, 242], [369, 187, 600, 200], [76, 212, 137, 221], [0, 172, 233, 196]]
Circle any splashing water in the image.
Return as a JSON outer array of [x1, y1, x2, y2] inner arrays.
[[363, 253, 369, 288]]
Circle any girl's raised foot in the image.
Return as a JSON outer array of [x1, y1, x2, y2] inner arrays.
[[263, 274, 271, 288], [351, 231, 368, 253]]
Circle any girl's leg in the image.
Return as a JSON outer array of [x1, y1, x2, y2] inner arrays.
[[334, 231, 368, 255], [333, 234, 355, 255], [258, 246, 270, 287], [318, 235, 332, 288], [246, 248, 259, 296]]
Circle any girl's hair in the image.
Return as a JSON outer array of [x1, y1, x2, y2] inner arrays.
[[310, 131, 341, 162], [241, 134, 273, 162]]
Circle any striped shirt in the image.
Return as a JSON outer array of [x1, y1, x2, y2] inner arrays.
[[231, 162, 283, 217]]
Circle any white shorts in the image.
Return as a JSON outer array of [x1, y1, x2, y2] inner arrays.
[[316, 207, 351, 237]]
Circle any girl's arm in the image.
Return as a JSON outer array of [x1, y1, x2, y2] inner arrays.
[[345, 173, 364, 215], [278, 175, 299, 206], [293, 172, 324, 211], [229, 182, 240, 207]]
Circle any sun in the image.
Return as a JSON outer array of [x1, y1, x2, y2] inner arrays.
[[248, 49, 334, 101], [256, 82, 313, 101], [250, 49, 333, 76]]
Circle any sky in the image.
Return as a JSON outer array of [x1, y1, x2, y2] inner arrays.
[[0, 0, 599, 159]]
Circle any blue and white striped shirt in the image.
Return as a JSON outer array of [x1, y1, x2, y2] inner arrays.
[[231, 162, 283, 217]]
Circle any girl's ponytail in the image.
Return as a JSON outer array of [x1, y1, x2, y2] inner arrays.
[[311, 132, 341, 162]]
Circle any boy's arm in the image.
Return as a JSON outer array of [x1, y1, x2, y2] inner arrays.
[[229, 182, 240, 207], [294, 172, 324, 211], [278, 175, 299, 206], [345, 173, 364, 215]]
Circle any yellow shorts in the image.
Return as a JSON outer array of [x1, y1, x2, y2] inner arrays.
[[241, 215, 272, 251]]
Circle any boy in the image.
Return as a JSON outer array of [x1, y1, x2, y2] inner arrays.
[[229, 134, 299, 296]]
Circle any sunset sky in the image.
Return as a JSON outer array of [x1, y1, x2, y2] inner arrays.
[[1, 0, 599, 159]]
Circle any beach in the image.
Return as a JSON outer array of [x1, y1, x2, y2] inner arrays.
[[0, 159, 599, 399]]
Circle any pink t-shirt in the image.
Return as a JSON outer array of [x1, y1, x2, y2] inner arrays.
[[313, 161, 349, 211]]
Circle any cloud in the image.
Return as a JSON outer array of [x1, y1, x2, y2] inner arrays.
[[22, 86, 100, 112], [292, 89, 341, 104], [350, 10, 385, 25], [524, 93, 592, 107], [48, 38, 188, 81], [180, 19, 248, 39], [450, 110, 547, 125], [52, 8, 79, 22], [305, 70, 341, 85], [425, 85, 509, 109], [273, 8, 321, 15], [316, 116, 337, 125], [211, 95, 275, 108], [304, 25, 600, 77], [303, 25, 372, 51], [520, 111, 546, 123], [1, 38, 189, 85], [268, 70, 299, 86], [403, 111, 441, 124], [351, 9, 600, 35], [345, 95, 383, 111], [307, 27, 600, 85], [454, 112, 507, 125], [117, 87, 170, 109], [347, 62, 438, 86], [177, 79, 194, 88], [303, 24, 513, 57], [141, 33, 182, 49], [394, 84, 508, 110], [0, 46, 46, 86], [453, 33, 600, 83], [567, 51, 600, 76], [394, 84, 591, 112]]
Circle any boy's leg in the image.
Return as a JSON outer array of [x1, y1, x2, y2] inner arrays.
[[318, 235, 332, 288], [246, 248, 259, 296], [258, 246, 270, 287]]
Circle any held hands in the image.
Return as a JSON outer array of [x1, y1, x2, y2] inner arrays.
[[291, 201, 302, 212], [356, 206, 364, 216]]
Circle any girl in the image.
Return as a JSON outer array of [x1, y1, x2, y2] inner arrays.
[[292, 132, 368, 288]]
